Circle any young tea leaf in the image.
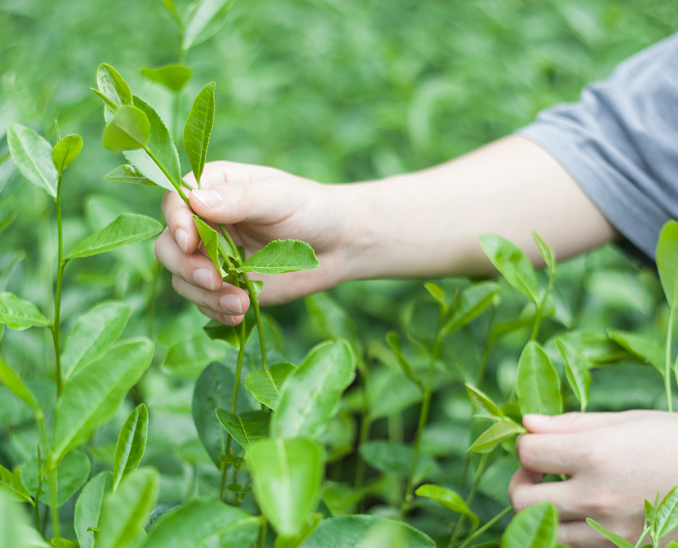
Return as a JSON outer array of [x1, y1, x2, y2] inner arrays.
[[586, 519, 634, 548], [0, 464, 33, 506], [467, 419, 524, 453], [182, 0, 237, 53], [193, 215, 222, 273], [0, 292, 50, 331], [479, 234, 539, 303], [441, 281, 499, 335], [184, 82, 215, 185], [52, 134, 83, 175], [386, 331, 423, 390], [516, 341, 562, 416], [415, 484, 479, 530], [465, 384, 504, 419], [215, 409, 270, 450], [103, 165, 155, 186], [7, 123, 58, 198], [67, 214, 162, 259], [112, 404, 149, 491], [96, 63, 133, 114], [204, 318, 255, 350], [424, 283, 447, 311], [532, 232, 556, 277], [247, 437, 325, 538], [655, 486, 678, 539], [555, 337, 590, 413], [237, 239, 319, 276], [102, 106, 151, 152], [141, 64, 192, 93], [75, 472, 112, 548], [608, 329, 665, 376], [501, 502, 557, 548], [0, 355, 40, 412], [657, 221, 678, 308], [245, 362, 296, 410]]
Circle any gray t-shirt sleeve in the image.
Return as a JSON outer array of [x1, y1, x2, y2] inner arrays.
[[517, 32, 678, 262]]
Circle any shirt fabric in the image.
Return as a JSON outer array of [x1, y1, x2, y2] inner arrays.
[[518, 32, 678, 262]]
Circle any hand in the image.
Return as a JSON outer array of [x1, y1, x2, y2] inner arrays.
[[155, 161, 350, 325], [509, 411, 678, 548]]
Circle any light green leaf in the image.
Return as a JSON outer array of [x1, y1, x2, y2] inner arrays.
[[51, 539, 78, 548], [272, 340, 357, 439], [52, 134, 83, 175], [502, 503, 557, 548], [164, 335, 227, 379], [0, 355, 39, 412], [586, 519, 634, 548], [96, 64, 133, 114], [0, 490, 50, 548], [204, 319, 255, 350], [141, 65, 192, 93], [386, 331, 422, 389], [97, 468, 159, 548], [182, 0, 237, 53], [62, 302, 131, 379], [657, 221, 678, 308], [22, 450, 91, 508], [656, 486, 678, 538], [0, 292, 50, 331], [555, 337, 590, 412], [479, 234, 539, 303], [245, 362, 296, 410], [237, 240, 319, 276], [102, 106, 151, 152], [113, 404, 149, 491], [424, 283, 447, 310], [490, 298, 556, 341], [305, 292, 363, 357], [415, 484, 478, 530], [104, 165, 155, 186], [248, 438, 325, 538], [75, 472, 113, 548], [144, 498, 259, 548], [7, 123, 58, 198], [51, 338, 154, 464], [216, 410, 270, 450], [468, 419, 524, 453], [516, 341, 562, 416], [67, 214, 162, 260], [359, 441, 438, 482], [608, 329, 665, 376], [184, 82, 215, 185], [532, 232, 556, 277], [0, 464, 33, 505], [275, 513, 322, 548], [193, 215, 221, 272], [465, 384, 504, 419], [441, 282, 499, 335], [158, 0, 182, 25]]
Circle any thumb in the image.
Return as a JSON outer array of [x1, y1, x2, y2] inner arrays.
[[523, 412, 635, 434]]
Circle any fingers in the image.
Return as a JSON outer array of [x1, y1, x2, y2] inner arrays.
[[155, 228, 222, 290], [172, 275, 249, 317], [197, 305, 245, 327], [509, 469, 585, 522], [162, 190, 200, 254], [515, 433, 578, 475], [523, 411, 645, 434], [558, 520, 636, 548]]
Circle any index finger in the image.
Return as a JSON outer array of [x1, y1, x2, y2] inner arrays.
[[162, 189, 199, 254]]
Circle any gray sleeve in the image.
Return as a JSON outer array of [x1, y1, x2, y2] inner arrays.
[[517, 32, 678, 262]]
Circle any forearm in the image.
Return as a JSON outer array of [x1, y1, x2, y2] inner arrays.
[[335, 135, 618, 281]]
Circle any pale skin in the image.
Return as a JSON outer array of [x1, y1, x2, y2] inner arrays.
[[155, 134, 677, 547]]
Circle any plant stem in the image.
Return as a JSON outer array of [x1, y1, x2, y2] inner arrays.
[[476, 337, 494, 389], [257, 517, 267, 548], [457, 505, 512, 548], [635, 525, 652, 548], [530, 273, 554, 342], [49, 470, 60, 538], [354, 357, 370, 494], [52, 175, 65, 396], [666, 308, 674, 413], [143, 146, 190, 203], [449, 452, 491, 548]]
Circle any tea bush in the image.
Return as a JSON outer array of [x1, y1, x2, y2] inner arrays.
[[1, 1, 678, 547]]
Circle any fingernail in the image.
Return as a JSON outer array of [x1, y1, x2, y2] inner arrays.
[[192, 189, 223, 209], [524, 414, 549, 425], [221, 294, 243, 314], [194, 268, 215, 291], [176, 229, 189, 253]]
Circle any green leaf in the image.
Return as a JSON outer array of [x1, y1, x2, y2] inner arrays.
[[237, 240, 319, 275], [656, 486, 678, 538], [204, 319, 255, 350], [0, 464, 33, 505], [193, 215, 221, 272], [359, 441, 438, 482], [141, 65, 192, 93], [158, 0, 182, 25], [216, 410, 270, 450], [0, 355, 39, 412], [51, 540, 78, 548], [104, 165, 155, 186], [415, 484, 479, 530], [102, 105, 151, 152], [501, 503, 557, 548], [193, 362, 257, 468], [123, 95, 182, 192], [184, 82, 215, 185], [164, 335, 227, 379], [182, 0, 237, 53], [424, 283, 447, 310], [113, 404, 149, 491], [441, 282, 499, 335], [465, 384, 504, 419], [248, 438, 325, 537], [516, 341, 562, 416], [245, 362, 296, 410], [479, 234, 539, 303], [275, 513, 322, 548], [305, 292, 363, 357], [468, 419, 525, 453], [67, 214, 162, 260], [51, 338, 154, 464], [22, 450, 91, 508], [144, 498, 260, 548], [7, 123, 58, 198], [96, 64, 133, 114], [585, 519, 634, 548], [608, 329, 665, 376], [96, 468, 159, 548], [52, 134, 83, 174], [0, 489, 50, 548], [75, 472, 113, 548], [386, 331, 423, 389], [555, 337, 590, 412], [272, 340, 357, 439], [0, 292, 50, 331], [298, 516, 435, 548], [657, 221, 678, 308], [62, 302, 131, 379], [490, 298, 556, 341], [532, 232, 556, 277]]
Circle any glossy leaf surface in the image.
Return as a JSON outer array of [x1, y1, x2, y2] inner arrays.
[[415, 484, 478, 530], [184, 82, 215, 185], [216, 409, 270, 450], [96, 63, 132, 112], [479, 234, 539, 303], [0, 292, 50, 331], [52, 134, 83, 174], [7, 123, 58, 198], [237, 240, 319, 275], [141, 64, 192, 92], [112, 404, 149, 491], [465, 384, 504, 419], [102, 105, 151, 152], [516, 341, 562, 416], [245, 362, 296, 410], [656, 486, 678, 538], [75, 471, 112, 548], [468, 419, 524, 453]]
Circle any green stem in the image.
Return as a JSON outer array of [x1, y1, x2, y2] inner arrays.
[[33, 444, 43, 534], [354, 357, 370, 494], [52, 176, 65, 396], [449, 452, 491, 548], [257, 517, 267, 548], [49, 470, 60, 537], [457, 505, 512, 548], [635, 525, 652, 548], [530, 274, 554, 342], [143, 146, 190, 203], [667, 308, 674, 413], [476, 337, 494, 389]]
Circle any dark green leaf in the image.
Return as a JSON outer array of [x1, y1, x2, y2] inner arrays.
[[67, 214, 162, 259], [245, 362, 296, 410], [465, 384, 504, 419], [501, 502, 557, 548], [193, 215, 221, 272], [248, 438, 325, 537], [204, 319, 255, 350], [182, 0, 237, 53], [555, 337, 590, 412], [657, 221, 678, 308], [7, 123, 58, 198], [479, 234, 539, 303], [608, 329, 665, 376], [96, 64, 133, 114], [104, 165, 155, 186], [237, 240, 319, 275], [216, 409, 270, 450], [359, 441, 438, 482], [0, 292, 50, 331], [516, 341, 562, 416], [52, 134, 83, 174], [164, 335, 227, 379], [585, 519, 633, 548], [113, 404, 149, 491], [75, 472, 113, 548], [184, 82, 215, 185], [468, 419, 524, 453], [0, 355, 39, 412], [0, 464, 33, 505], [441, 282, 499, 335], [141, 65, 192, 93], [415, 484, 478, 530]]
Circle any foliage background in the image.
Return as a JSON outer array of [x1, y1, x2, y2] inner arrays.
[[1, 0, 678, 543]]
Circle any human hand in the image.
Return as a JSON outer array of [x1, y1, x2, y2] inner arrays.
[[154, 161, 351, 325], [509, 411, 678, 548]]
